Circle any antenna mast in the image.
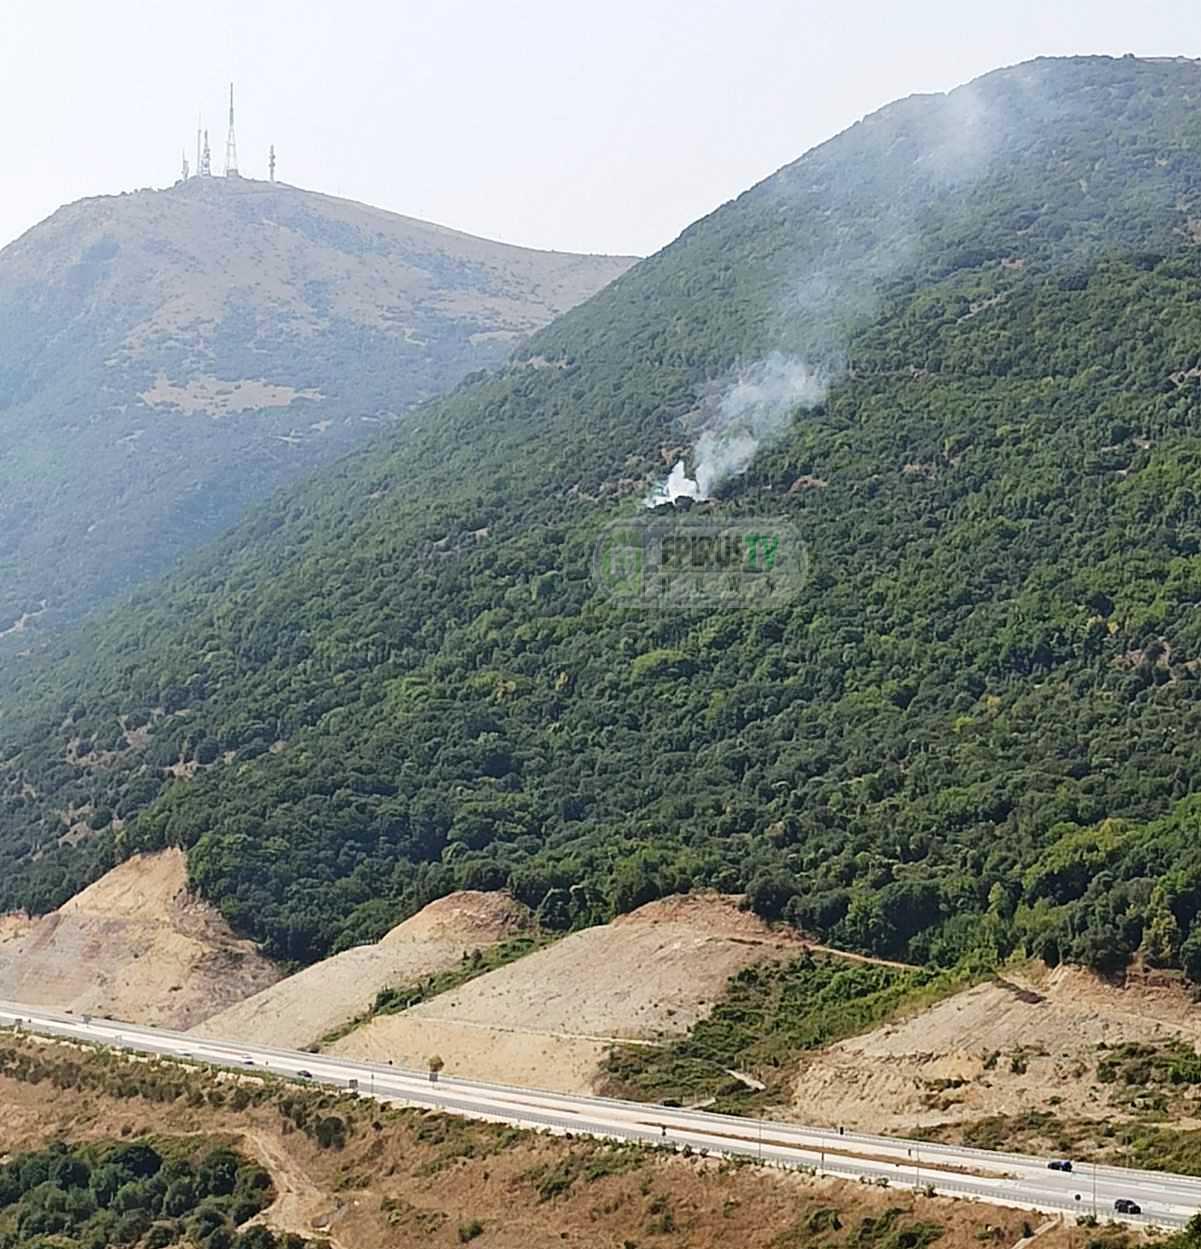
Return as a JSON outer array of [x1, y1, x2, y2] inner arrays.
[[200, 130, 212, 176], [181, 149, 190, 181], [269, 144, 276, 183], [225, 82, 239, 177]]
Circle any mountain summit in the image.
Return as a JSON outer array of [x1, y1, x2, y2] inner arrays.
[[0, 176, 635, 643]]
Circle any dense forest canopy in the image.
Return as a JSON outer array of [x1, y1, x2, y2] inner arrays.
[[0, 1137, 316, 1248], [4, 56, 1201, 975]]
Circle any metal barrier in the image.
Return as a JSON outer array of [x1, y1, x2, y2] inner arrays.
[[1, 1007, 1191, 1230]]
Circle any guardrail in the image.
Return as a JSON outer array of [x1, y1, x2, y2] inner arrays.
[[456, 1101, 1190, 1231], [9, 1001, 1200, 1195], [0, 1007, 1192, 1231]]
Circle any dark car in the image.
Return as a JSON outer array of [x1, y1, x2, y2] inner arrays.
[[296, 1069, 314, 1080], [1114, 1199, 1142, 1216], [1048, 1160, 1073, 1172]]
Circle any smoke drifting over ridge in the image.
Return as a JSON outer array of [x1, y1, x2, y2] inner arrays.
[[646, 354, 828, 504], [644, 64, 1027, 508]]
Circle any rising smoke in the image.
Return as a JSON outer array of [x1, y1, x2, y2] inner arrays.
[[643, 66, 1018, 508], [645, 353, 829, 505]]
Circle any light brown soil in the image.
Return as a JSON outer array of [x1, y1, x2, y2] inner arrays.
[[332, 893, 806, 1092], [0, 1038, 1086, 1249], [382, 891, 529, 944], [139, 373, 322, 416], [791, 961, 1201, 1131], [194, 891, 530, 1049], [0, 849, 277, 1028]]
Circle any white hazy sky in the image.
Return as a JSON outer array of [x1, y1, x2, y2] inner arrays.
[[3, 0, 1200, 258]]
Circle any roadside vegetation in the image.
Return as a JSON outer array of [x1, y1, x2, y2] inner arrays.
[[917, 1037, 1201, 1177], [601, 952, 971, 1108], [0, 1137, 321, 1248], [0, 1035, 358, 1157], [1166, 1217, 1201, 1249], [944, 1109, 1201, 1180]]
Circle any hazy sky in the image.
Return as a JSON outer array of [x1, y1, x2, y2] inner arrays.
[[4, 0, 1201, 258]]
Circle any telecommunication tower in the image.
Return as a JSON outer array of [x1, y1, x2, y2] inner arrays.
[[269, 144, 276, 183], [225, 83, 239, 177], [181, 150, 190, 181], [200, 130, 212, 177]]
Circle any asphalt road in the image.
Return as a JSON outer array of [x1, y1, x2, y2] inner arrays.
[[0, 999, 1195, 1228]]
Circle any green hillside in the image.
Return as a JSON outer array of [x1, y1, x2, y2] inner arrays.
[[5, 56, 1201, 975]]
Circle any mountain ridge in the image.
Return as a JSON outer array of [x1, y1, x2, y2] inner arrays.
[[0, 174, 636, 645]]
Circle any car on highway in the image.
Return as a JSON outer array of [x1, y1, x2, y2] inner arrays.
[[242, 1057, 255, 1065], [1114, 1199, 1142, 1215], [1047, 1159, 1073, 1172], [296, 1069, 314, 1080]]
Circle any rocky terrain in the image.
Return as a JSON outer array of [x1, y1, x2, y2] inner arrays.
[[790, 962, 1201, 1132]]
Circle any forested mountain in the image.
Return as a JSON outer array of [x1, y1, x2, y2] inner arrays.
[[0, 176, 634, 646], [5, 56, 1201, 976]]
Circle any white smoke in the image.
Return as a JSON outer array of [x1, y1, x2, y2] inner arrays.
[[645, 353, 828, 505]]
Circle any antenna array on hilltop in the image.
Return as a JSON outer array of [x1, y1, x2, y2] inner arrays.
[[225, 83, 239, 176], [177, 84, 274, 184]]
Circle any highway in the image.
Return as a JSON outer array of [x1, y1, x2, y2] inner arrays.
[[0, 1000, 1196, 1229]]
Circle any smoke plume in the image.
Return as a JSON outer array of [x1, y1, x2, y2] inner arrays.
[[645, 353, 828, 505], [643, 66, 1025, 509]]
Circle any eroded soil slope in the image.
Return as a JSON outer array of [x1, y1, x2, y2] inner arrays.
[[194, 891, 530, 1049], [331, 893, 805, 1091], [0, 848, 277, 1027], [791, 961, 1201, 1132]]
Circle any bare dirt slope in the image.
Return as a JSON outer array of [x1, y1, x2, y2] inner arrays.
[[791, 961, 1201, 1132], [0, 848, 276, 1027], [194, 891, 529, 1049], [331, 893, 805, 1091]]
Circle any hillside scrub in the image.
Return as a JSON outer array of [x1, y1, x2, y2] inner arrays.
[[0, 178, 633, 648], [0, 1136, 322, 1249], [601, 952, 966, 1107]]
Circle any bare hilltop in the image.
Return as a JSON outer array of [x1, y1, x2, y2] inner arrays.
[[0, 175, 635, 646]]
